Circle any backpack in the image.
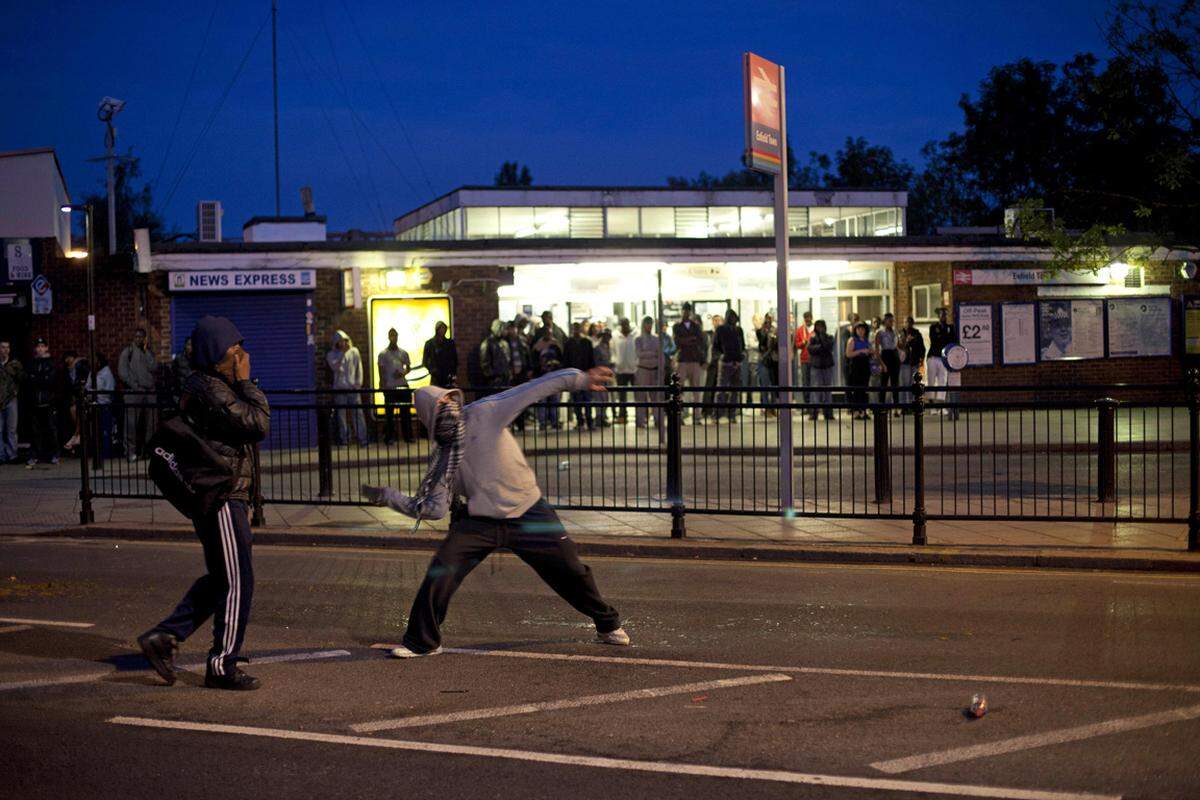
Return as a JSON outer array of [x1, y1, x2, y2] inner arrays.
[[146, 415, 239, 520]]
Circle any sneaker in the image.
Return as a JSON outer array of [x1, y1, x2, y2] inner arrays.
[[388, 644, 443, 659], [204, 668, 260, 691], [49, 456, 59, 465], [127, 455, 138, 463], [596, 627, 631, 646], [137, 630, 178, 685], [25, 458, 36, 468]]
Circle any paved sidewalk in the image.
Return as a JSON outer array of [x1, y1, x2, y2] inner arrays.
[[4, 460, 1197, 571]]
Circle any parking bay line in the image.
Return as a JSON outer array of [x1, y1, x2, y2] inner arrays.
[[350, 673, 791, 733], [870, 702, 1200, 775], [0, 616, 94, 629], [108, 716, 1117, 800], [0, 649, 352, 693], [436, 647, 1200, 694]]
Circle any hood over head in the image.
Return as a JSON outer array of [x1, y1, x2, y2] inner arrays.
[[724, 308, 739, 325], [413, 384, 465, 435], [191, 315, 244, 370], [489, 319, 504, 338], [330, 329, 352, 349]]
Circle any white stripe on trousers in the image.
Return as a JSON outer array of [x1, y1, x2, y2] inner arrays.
[[211, 503, 241, 677]]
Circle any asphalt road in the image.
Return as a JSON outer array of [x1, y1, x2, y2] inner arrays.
[[2, 537, 1199, 799]]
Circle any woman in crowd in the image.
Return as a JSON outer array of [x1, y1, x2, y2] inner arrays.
[[844, 321, 875, 420]]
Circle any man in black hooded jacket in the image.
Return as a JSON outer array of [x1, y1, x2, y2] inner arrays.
[[138, 315, 270, 691]]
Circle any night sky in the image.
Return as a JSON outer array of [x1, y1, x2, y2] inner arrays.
[[1, 1, 1110, 235]]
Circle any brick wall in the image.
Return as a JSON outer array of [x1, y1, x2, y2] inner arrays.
[[28, 245, 171, 367], [896, 260, 1193, 398], [893, 261, 952, 322]]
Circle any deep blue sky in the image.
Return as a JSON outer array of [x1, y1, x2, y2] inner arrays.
[[1, 1, 1111, 235]]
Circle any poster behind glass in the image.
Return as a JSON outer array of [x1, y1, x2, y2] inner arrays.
[[1106, 298, 1171, 358], [1038, 300, 1104, 361]]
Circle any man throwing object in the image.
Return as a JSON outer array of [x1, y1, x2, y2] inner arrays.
[[363, 366, 629, 657]]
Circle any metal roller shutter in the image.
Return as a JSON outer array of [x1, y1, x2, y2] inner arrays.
[[171, 291, 315, 450]]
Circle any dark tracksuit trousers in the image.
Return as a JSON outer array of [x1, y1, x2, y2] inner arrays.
[[154, 500, 254, 676], [403, 498, 621, 653]]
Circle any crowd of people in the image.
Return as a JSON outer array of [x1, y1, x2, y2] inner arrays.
[[0, 327, 183, 468], [462, 305, 960, 429]]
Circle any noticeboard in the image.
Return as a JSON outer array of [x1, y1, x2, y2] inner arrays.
[[1001, 303, 1037, 365], [1106, 297, 1172, 358], [1038, 299, 1104, 361], [955, 303, 994, 367]]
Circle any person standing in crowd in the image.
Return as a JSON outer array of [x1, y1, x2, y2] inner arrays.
[[634, 315, 663, 429], [138, 315, 270, 691], [479, 319, 512, 399], [27, 337, 59, 467], [838, 312, 860, 385], [534, 310, 567, 346], [378, 328, 413, 445], [592, 329, 613, 428], [0, 340, 23, 464], [87, 354, 116, 463], [874, 313, 902, 412], [745, 313, 761, 397], [506, 319, 533, 431], [756, 313, 779, 416], [713, 309, 745, 423], [845, 321, 874, 421], [806, 320, 836, 421], [613, 318, 637, 425], [795, 310, 813, 402], [701, 314, 722, 422], [171, 336, 194, 402], [63, 352, 91, 453], [118, 327, 156, 463], [563, 322, 596, 430], [532, 325, 564, 430], [513, 315, 533, 350], [898, 316, 926, 405], [422, 321, 457, 389], [328, 330, 370, 447], [927, 307, 957, 411], [672, 303, 706, 424]]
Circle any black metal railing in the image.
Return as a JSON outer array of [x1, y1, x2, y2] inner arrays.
[[75, 371, 1200, 550]]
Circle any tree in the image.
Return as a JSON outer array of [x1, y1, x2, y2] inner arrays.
[[824, 137, 914, 189], [494, 161, 532, 186], [79, 150, 168, 253]]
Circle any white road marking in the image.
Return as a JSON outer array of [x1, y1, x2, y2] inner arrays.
[[0, 649, 352, 693], [107, 716, 1118, 800], [350, 674, 791, 733], [0, 624, 33, 634], [0, 616, 94, 629], [441, 647, 1200, 694], [871, 703, 1200, 774]]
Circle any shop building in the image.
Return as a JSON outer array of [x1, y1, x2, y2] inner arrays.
[[141, 186, 1195, 394]]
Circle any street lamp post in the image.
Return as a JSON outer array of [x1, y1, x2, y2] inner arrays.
[[61, 204, 97, 388]]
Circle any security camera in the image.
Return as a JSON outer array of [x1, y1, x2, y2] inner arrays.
[[98, 97, 126, 119]]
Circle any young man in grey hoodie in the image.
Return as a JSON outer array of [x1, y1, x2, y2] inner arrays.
[[363, 365, 629, 656]]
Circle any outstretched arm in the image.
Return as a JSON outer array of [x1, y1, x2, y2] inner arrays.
[[473, 367, 607, 428]]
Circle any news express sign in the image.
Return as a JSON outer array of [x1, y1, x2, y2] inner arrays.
[[169, 269, 315, 292], [744, 53, 783, 175]]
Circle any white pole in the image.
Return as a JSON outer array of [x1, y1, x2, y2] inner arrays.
[[774, 65, 794, 512]]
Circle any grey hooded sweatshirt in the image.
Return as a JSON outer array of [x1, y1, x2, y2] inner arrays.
[[391, 368, 593, 520]]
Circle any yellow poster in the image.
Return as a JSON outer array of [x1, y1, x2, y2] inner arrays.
[[368, 296, 452, 404]]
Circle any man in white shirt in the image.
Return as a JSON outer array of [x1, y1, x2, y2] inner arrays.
[[612, 318, 637, 424]]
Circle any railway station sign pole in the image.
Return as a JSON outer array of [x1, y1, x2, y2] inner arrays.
[[744, 51, 794, 512]]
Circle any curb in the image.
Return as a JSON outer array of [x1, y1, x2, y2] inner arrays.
[[15, 523, 1200, 574]]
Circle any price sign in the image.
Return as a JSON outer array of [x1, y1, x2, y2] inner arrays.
[[956, 304, 994, 367]]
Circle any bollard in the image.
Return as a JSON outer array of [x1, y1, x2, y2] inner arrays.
[[666, 373, 686, 538], [1096, 398, 1117, 503], [911, 371, 927, 545], [317, 398, 334, 499], [873, 406, 892, 504], [1188, 370, 1200, 552], [77, 391, 95, 525], [250, 443, 265, 527]]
